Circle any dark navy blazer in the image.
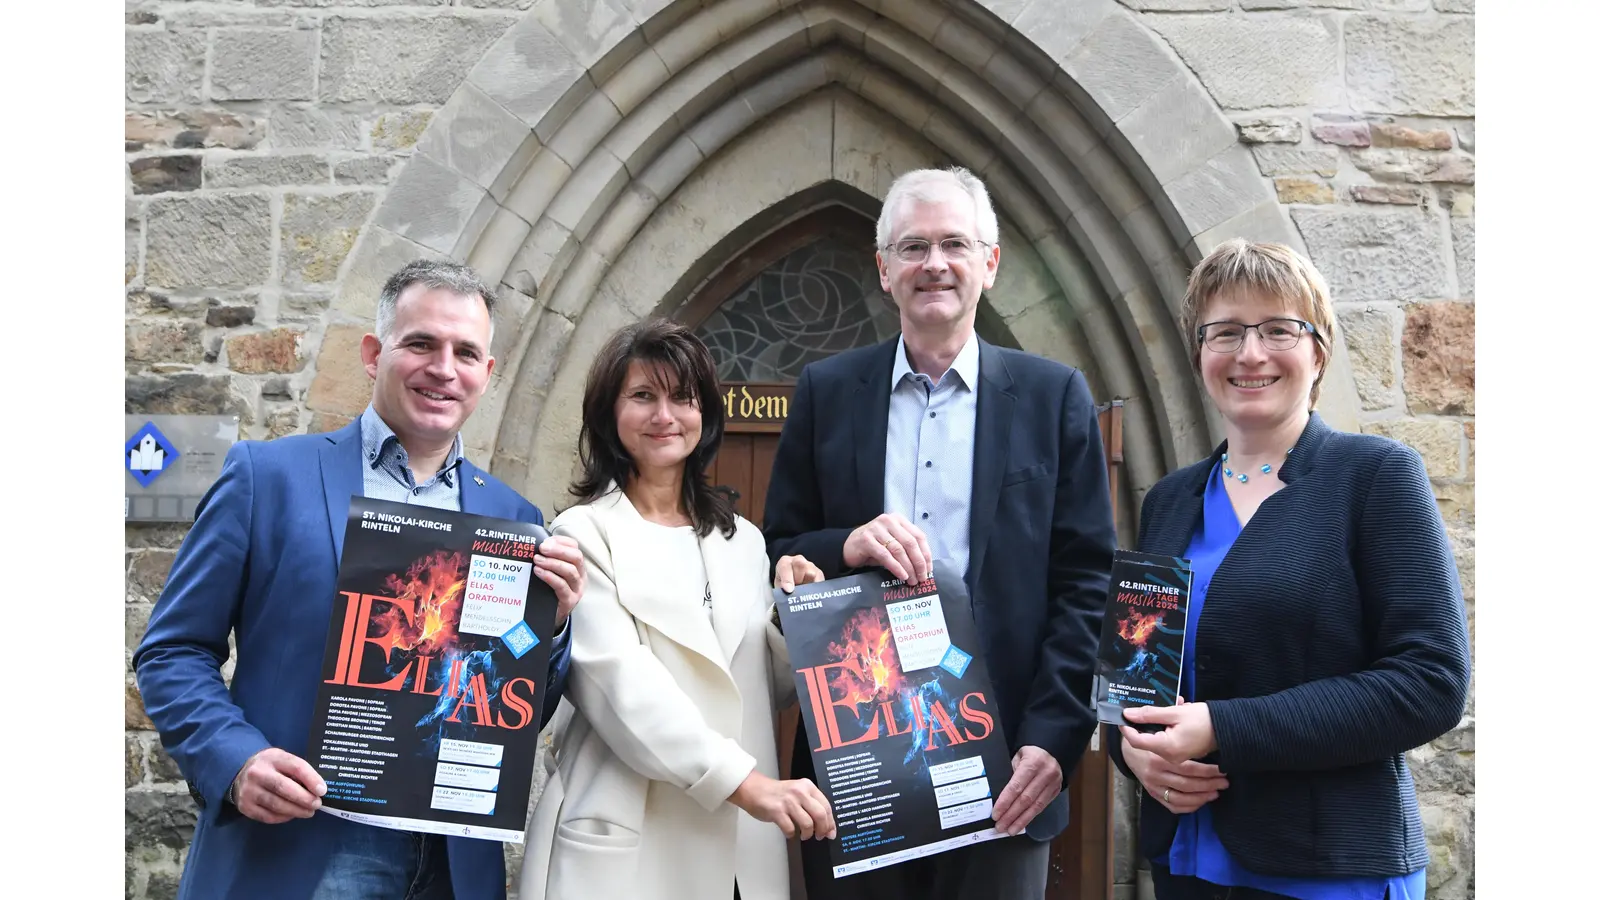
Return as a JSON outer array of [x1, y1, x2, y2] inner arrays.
[[1109, 413, 1471, 878], [763, 336, 1118, 841], [133, 420, 572, 900]]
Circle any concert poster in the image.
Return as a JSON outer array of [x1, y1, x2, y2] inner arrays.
[[306, 497, 558, 843], [775, 560, 1013, 879], [1092, 550, 1192, 727]]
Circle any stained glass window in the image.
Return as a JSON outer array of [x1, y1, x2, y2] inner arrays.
[[695, 236, 901, 382]]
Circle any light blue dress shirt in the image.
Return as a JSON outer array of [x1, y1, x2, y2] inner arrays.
[[359, 405, 465, 511], [883, 333, 979, 579]]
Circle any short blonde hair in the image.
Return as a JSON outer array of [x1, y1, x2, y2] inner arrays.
[[1180, 239, 1337, 407]]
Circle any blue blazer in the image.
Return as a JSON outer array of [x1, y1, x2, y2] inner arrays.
[[1108, 413, 1471, 878], [133, 420, 572, 900], [763, 336, 1117, 841]]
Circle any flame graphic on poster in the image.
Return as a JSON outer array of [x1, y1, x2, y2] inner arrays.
[[372, 551, 468, 656], [1117, 610, 1165, 648], [825, 608, 907, 709]]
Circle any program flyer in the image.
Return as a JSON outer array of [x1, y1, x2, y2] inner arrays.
[[775, 560, 1013, 878], [1092, 550, 1192, 727], [307, 497, 558, 843]]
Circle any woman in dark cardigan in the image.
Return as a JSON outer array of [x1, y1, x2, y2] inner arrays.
[[1110, 239, 1471, 900]]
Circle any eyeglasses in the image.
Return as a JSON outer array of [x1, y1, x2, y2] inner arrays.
[[1197, 318, 1320, 353], [882, 237, 992, 264]]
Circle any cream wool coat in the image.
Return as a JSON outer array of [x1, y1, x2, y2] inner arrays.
[[519, 488, 796, 900]]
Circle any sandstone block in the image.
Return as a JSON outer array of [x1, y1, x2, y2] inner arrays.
[[206, 154, 330, 188], [1235, 116, 1302, 144], [125, 523, 194, 550], [1361, 418, 1463, 480], [1310, 116, 1369, 147], [307, 324, 373, 416], [127, 29, 206, 103], [130, 156, 201, 194], [1291, 207, 1448, 303], [1441, 187, 1473, 218], [1275, 177, 1336, 204], [1437, 0, 1473, 10], [1347, 15, 1474, 115], [321, 15, 517, 104], [1351, 184, 1424, 205], [1452, 218, 1474, 298], [1252, 147, 1339, 177], [210, 29, 316, 100], [1148, 13, 1339, 109], [335, 155, 400, 185], [147, 741, 185, 784], [415, 82, 535, 191], [1120, 0, 1229, 9], [1167, 147, 1275, 236], [533, 0, 635, 70], [372, 154, 490, 254], [127, 201, 142, 285], [145, 194, 272, 289], [126, 678, 155, 730], [226, 328, 307, 374], [1010, 0, 1114, 63], [1371, 122, 1452, 150], [1351, 149, 1474, 184], [127, 549, 178, 601], [1337, 304, 1401, 410], [126, 373, 235, 415], [126, 736, 146, 789], [1403, 301, 1473, 415], [206, 303, 257, 328], [1407, 743, 1473, 798], [468, 14, 583, 128], [1420, 802, 1473, 899], [310, 411, 355, 433], [1240, 0, 1429, 7], [127, 320, 205, 365], [265, 406, 302, 439], [371, 110, 433, 151], [126, 605, 153, 662], [270, 106, 365, 150], [127, 110, 265, 151], [282, 191, 378, 285], [124, 789, 199, 852], [282, 292, 333, 322], [1061, 9, 1185, 122]]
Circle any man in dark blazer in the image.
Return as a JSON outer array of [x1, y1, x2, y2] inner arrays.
[[133, 260, 586, 900], [764, 168, 1117, 900]]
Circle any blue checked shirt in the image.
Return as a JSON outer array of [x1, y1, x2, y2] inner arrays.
[[883, 333, 978, 580], [359, 405, 465, 511]]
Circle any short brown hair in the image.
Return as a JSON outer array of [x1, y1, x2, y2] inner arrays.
[[569, 319, 735, 539], [1181, 239, 1337, 407]]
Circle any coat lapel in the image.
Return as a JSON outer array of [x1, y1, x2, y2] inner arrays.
[[851, 340, 897, 523], [704, 528, 752, 667], [966, 339, 1014, 593], [457, 459, 493, 517], [319, 420, 366, 563], [602, 491, 734, 679]]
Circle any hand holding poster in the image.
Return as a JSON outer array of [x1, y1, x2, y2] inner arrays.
[[775, 559, 1012, 878], [307, 497, 559, 843], [1092, 550, 1192, 728]]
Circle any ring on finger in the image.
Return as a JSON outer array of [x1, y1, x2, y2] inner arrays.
[[883, 537, 901, 548], [1162, 788, 1172, 803]]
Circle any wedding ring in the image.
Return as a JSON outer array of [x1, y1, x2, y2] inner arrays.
[[883, 537, 901, 548], [1162, 788, 1172, 803]]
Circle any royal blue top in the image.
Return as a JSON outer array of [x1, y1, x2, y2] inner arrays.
[[1151, 461, 1426, 900]]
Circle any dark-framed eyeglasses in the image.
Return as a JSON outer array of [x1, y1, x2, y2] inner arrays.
[[882, 237, 992, 264], [1197, 317, 1320, 353]]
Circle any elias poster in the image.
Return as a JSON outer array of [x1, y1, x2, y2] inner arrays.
[[776, 560, 1013, 878], [307, 497, 558, 843]]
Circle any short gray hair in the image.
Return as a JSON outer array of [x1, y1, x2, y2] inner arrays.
[[376, 259, 498, 341], [875, 167, 1001, 248]]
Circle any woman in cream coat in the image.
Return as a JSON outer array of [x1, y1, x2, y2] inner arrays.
[[521, 320, 834, 900]]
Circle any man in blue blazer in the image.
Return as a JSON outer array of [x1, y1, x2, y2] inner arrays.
[[134, 260, 586, 900], [764, 168, 1116, 899]]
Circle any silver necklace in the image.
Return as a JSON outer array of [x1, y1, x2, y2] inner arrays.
[[1221, 447, 1291, 484]]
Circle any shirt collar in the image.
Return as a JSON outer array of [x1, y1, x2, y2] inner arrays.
[[891, 331, 980, 390], [359, 405, 464, 485]]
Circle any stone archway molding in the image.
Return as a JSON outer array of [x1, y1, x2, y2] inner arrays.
[[312, 0, 1361, 512]]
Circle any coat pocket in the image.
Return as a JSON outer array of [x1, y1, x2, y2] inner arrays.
[[1001, 462, 1048, 487], [549, 819, 641, 899]]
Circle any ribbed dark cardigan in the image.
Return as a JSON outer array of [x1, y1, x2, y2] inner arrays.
[[1109, 413, 1471, 878]]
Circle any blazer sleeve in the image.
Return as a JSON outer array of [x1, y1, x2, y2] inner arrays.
[[556, 513, 758, 813], [763, 365, 855, 577], [1014, 370, 1118, 773], [1207, 445, 1472, 772], [132, 442, 273, 819]]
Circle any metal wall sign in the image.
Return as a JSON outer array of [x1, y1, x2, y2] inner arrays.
[[125, 415, 240, 522]]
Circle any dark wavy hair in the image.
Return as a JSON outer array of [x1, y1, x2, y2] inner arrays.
[[569, 319, 736, 540]]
